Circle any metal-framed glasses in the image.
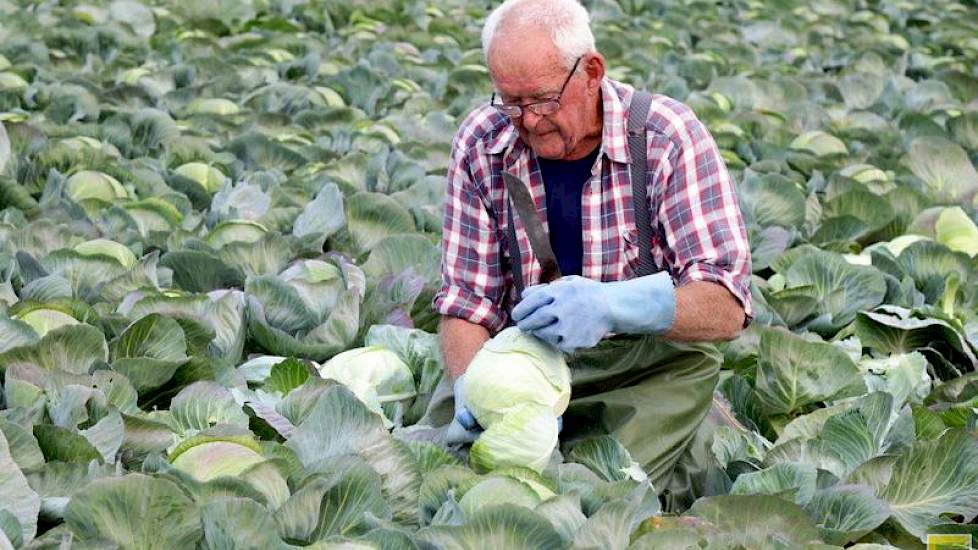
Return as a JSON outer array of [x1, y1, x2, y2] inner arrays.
[[490, 56, 582, 118]]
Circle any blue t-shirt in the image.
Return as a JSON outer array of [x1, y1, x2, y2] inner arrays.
[[537, 145, 601, 277]]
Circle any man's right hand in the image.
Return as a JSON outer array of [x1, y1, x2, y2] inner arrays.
[[445, 376, 482, 444], [453, 376, 478, 429]]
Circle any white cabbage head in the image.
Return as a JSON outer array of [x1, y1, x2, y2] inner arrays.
[[74, 238, 138, 269], [169, 436, 290, 508], [279, 259, 346, 317], [462, 327, 571, 473], [470, 403, 559, 473], [14, 307, 79, 337], [65, 170, 129, 203], [458, 475, 554, 517], [463, 327, 571, 428], [175, 162, 227, 193], [317, 346, 416, 425]]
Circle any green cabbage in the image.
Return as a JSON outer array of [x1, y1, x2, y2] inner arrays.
[[185, 98, 241, 116], [0, 72, 28, 91], [317, 346, 416, 424], [935, 206, 978, 257], [169, 436, 290, 508], [463, 327, 570, 428], [461, 327, 570, 473], [175, 162, 227, 193], [871, 234, 930, 257], [14, 307, 79, 337], [65, 170, 129, 203], [59, 136, 121, 157], [469, 403, 559, 474], [458, 476, 546, 517], [170, 439, 265, 480], [74, 238, 138, 269], [206, 219, 268, 248], [279, 259, 346, 316]]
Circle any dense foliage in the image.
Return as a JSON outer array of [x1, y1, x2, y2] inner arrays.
[[0, 0, 977, 548]]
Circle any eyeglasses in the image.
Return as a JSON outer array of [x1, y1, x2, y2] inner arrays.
[[490, 56, 582, 118]]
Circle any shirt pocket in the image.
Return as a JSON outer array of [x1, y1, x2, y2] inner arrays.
[[619, 226, 639, 279], [621, 224, 670, 278]]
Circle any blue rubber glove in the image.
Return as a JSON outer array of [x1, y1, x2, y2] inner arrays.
[[444, 376, 482, 445], [452, 376, 477, 429], [512, 272, 676, 354]]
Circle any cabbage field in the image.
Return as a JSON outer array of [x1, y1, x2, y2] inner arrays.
[[1, 0, 978, 548]]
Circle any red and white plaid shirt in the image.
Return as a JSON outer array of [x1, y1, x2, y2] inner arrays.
[[434, 77, 752, 334]]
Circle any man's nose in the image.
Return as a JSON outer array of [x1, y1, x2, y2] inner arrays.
[[520, 110, 544, 132]]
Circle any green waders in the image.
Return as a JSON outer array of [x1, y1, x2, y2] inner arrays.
[[420, 333, 731, 512], [560, 334, 726, 512]]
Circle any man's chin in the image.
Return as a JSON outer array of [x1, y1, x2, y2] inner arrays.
[[527, 136, 565, 159]]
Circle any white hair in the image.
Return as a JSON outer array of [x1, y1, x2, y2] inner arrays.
[[481, 0, 596, 70]]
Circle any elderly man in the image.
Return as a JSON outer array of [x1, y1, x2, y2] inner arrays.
[[432, 0, 752, 508]]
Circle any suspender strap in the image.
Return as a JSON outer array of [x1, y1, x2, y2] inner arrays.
[[503, 171, 561, 298], [627, 91, 656, 278]]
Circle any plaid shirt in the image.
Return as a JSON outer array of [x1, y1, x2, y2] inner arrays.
[[434, 77, 752, 334]]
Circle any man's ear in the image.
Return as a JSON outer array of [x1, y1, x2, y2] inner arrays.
[[584, 52, 605, 92]]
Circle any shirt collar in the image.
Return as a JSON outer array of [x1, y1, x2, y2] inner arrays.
[[485, 77, 631, 165]]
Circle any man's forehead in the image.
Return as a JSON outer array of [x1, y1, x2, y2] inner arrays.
[[488, 44, 568, 96], [491, 64, 561, 86], [488, 26, 564, 70]]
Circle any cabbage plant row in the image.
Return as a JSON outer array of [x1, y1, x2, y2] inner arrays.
[[1, 0, 977, 548]]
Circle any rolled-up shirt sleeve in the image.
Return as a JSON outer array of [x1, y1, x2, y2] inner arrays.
[[433, 133, 509, 334], [656, 108, 753, 326]]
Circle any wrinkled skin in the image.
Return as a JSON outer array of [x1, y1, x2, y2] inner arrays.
[[486, 24, 605, 161]]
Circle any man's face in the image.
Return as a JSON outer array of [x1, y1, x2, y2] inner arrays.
[[488, 33, 600, 160]]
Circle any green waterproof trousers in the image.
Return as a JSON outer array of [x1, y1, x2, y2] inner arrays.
[[421, 334, 735, 512], [561, 334, 729, 512]]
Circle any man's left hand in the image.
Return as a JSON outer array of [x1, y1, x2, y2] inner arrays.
[[512, 276, 612, 353], [512, 273, 676, 354]]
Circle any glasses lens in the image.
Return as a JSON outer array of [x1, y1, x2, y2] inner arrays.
[[527, 100, 559, 116], [497, 105, 522, 118]]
